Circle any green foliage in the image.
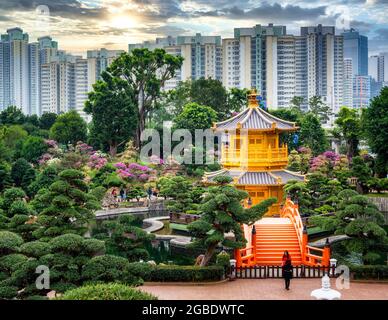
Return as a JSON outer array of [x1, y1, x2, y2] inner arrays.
[[349, 265, 388, 280], [0, 231, 24, 255], [144, 265, 224, 282], [85, 69, 138, 156], [334, 107, 361, 159], [59, 283, 157, 300], [82, 255, 140, 285], [299, 113, 328, 155], [0, 164, 12, 192], [109, 48, 183, 147], [310, 189, 387, 263], [0, 125, 28, 150], [0, 106, 25, 125], [20, 241, 51, 258], [127, 185, 146, 202], [173, 102, 217, 132], [89, 186, 107, 202], [31, 169, 99, 240], [351, 156, 373, 194], [39, 113, 58, 130], [216, 251, 230, 273], [11, 158, 36, 191], [361, 87, 388, 176], [28, 165, 59, 197], [157, 176, 204, 214], [49, 110, 87, 146], [188, 178, 276, 265], [20, 136, 48, 163], [308, 96, 331, 123], [96, 215, 154, 262]]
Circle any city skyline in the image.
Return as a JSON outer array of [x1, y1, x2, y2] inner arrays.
[[0, 1, 387, 56]]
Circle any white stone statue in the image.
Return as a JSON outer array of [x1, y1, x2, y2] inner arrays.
[[311, 274, 341, 300]]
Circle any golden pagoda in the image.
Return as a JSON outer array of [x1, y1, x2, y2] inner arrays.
[[203, 89, 305, 215]]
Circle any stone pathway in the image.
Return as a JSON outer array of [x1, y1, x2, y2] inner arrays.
[[140, 279, 388, 300]]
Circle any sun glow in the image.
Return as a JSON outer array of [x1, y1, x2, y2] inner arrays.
[[109, 14, 138, 30]]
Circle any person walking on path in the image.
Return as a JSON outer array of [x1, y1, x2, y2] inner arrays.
[[147, 187, 153, 200], [119, 187, 125, 202], [282, 259, 293, 290]]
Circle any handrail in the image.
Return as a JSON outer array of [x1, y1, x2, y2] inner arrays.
[[280, 198, 304, 256], [281, 198, 330, 266]]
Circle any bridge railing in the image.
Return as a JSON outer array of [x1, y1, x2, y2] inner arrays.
[[281, 198, 330, 267]]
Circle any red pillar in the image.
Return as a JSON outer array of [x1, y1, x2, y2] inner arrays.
[[234, 248, 242, 267], [322, 238, 331, 267], [302, 224, 308, 265], [251, 225, 257, 265]]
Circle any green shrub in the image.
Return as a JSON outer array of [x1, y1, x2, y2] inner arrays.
[[89, 186, 107, 201], [0, 285, 18, 299], [49, 234, 84, 254], [0, 231, 24, 255], [82, 238, 105, 255], [128, 262, 154, 279], [350, 265, 388, 280], [20, 241, 51, 258], [59, 283, 157, 300], [146, 265, 224, 282], [216, 251, 230, 273], [82, 255, 140, 285], [0, 254, 28, 273]]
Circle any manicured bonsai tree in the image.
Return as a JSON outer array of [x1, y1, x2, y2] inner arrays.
[[31, 169, 100, 240], [310, 189, 387, 264], [188, 176, 276, 266]]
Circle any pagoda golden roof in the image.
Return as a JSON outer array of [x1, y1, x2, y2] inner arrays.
[[213, 90, 298, 132]]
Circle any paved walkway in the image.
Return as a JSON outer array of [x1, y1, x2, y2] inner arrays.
[[140, 279, 388, 300]]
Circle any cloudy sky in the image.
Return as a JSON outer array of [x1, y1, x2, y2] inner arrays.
[[0, 0, 387, 55]]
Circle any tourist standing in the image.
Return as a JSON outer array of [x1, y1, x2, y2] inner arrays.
[[119, 187, 125, 202], [282, 259, 293, 290], [282, 250, 291, 266]]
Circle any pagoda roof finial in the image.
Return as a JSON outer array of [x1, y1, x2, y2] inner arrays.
[[248, 88, 260, 108]]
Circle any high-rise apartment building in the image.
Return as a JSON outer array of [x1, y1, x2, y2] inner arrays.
[[87, 48, 124, 91], [343, 58, 354, 108], [342, 29, 368, 76], [300, 25, 344, 125], [129, 34, 223, 90], [0, 28, 30, 113], [353, 75, 371, 109]]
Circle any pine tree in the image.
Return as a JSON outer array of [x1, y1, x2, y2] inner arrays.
[[188, 176, 276, 266], [31, 169, 100, 241]]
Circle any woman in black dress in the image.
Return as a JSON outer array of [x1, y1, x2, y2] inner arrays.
[[282, 259, 293, 290]]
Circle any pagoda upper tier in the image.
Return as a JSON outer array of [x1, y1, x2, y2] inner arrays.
[[213, 90, 298, 132]]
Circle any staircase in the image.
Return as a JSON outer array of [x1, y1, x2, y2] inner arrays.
[[255, 218, 302, 266]]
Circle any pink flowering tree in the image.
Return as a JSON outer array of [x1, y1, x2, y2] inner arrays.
[[114, 162, 152, 183], [38, 139, 62, 166]]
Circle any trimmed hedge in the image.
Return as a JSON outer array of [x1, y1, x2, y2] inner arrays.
[[144, 265, 224, 282], [59, 283, 157, 300], [350, 265, 388, 280]]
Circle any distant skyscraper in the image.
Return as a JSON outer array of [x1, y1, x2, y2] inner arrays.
[[29, 42, 40, 115], [0, 28, 30, 113], [343, 58, 353, 108], [300, 25, 344, 124], [342, 29, 368, 76], [129, 34, 223, 90], [353, 75, 371, 109], [87, 48, 124, 91]]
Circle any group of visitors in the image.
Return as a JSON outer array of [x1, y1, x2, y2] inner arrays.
[[110, 187, 128, 202]]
